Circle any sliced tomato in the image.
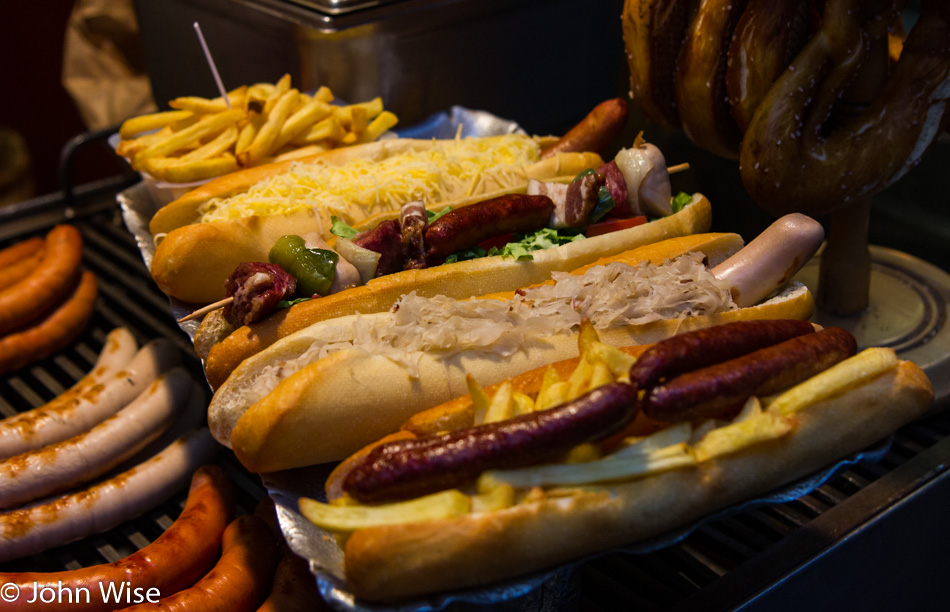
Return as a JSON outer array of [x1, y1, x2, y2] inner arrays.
[[477, 233, 516, 251], [586, 215, 647, 237]]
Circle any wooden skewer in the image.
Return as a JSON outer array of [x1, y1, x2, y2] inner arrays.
[[174, 162, 692, 325], [178, 296, 233, 323]]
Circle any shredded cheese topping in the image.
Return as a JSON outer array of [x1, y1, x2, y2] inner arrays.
[[243, 254, 736, 405], [197, 135, 541, 225]]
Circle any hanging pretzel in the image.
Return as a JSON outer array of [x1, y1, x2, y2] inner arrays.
[[739, 0, 950, 218]]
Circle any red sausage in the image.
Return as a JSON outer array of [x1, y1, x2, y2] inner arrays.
[[0, 236, 43, 270], [0, 464, 234, 612], [629, 319, 816, 391], [0, 225, 84, 335], [0, 270, 98, 375], [344, 382, 638, 503], [424, 194, 554, 260], [641, 327, 858, 422], [0, 248, 44, 287], [541, 98, 630, 158], [121, 515, 281, 612]]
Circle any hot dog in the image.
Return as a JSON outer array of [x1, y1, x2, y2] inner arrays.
[[200, 188, 711, 388], [149, 134, 605, 304], [120, 515, 280, 612], [301, 321, 934, 602], [0, 337, 181, 459], [210, 216, 822, 472]]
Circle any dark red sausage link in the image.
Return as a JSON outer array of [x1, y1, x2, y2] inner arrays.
[[541, 98, 630, 158], [641, 326, 857, 423], [344, 382, 638, 503], [629, 319, 816, 391], [353, 219, 404, 277], [424, 194, 554, 260], [563, 171, 605, 227]]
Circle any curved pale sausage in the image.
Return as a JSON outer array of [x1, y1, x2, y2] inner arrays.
[[711, 213, 824, 307], [0, 338, 181, 459], [0, 437, 225, 573], [0, 367, 195, 509]]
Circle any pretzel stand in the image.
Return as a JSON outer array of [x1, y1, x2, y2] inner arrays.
[[788, 19, 950, 405]]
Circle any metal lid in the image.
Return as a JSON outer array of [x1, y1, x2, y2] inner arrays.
[[276, 0, 406, 16]]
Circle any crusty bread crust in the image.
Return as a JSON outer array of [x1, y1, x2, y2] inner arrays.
[[340, 361, 933, 601], [148, 137, 602, 304], [211, 231, 814, 472], [202, 196, 713, 389]]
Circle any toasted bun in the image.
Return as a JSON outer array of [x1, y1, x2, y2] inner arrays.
[[340, 360, 933, 601], [149, 136, 602, 304], [210, 232, 814, 472], [201, 195, 713, 390]]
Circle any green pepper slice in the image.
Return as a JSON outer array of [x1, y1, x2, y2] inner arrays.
[[268, 235, 339, 298]]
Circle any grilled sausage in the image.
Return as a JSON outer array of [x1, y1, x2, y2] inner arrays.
[[424, 195, 555, 260], [0, 446, 227, 589], [629, 319, 816, 391], [0, 225, 84, 335], [0, 367, 195, 509], [344, 382, 638, 502], [0, 247, 44, 288], [710, 213, 824, 308], [0, 236, 43, 270], [0, 337, 180, 459], [541, 98, 630, 158], [641, 327, 858, 422], [121, 515, 281, 612], [0, 270, 98, 375]]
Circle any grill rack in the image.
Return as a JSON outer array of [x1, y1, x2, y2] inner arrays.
[[0, 180, 947, 610]]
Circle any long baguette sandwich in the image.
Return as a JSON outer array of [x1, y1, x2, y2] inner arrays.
[[208, 215, 823, 472], [303, 320, 934, 602], [198, 187, 711, 390], [150, 134, 606, 304]]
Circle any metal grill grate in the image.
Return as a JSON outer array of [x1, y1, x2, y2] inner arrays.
[[0, 191, 266, 574], [0, 183, 947, 611]]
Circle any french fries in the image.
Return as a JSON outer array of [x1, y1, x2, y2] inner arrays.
[[116, 75, 399, 184]]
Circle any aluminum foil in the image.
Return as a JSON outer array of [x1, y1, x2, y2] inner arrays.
[[263, 437, 892, 611], [117, 107, 895, 610]]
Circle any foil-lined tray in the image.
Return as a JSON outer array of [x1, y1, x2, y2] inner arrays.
[[117, 107, 896, 611], [264, 439, 891, 611]]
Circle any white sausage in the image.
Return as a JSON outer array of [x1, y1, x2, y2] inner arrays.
[[0, 327, 139, 459], [711, 213, 825, 307], [0, 367, 196, 509], [0, 428, 217, 563], [0, 337, 181, 459]]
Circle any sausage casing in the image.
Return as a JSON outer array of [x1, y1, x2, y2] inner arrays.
[[344, 382, 638, 503], [424, 194, 555, 260], [629, 319, 816, 391], [641, 327, 858, 422]]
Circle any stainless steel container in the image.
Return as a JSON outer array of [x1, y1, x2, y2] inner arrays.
[[133, 0, 626, 134]]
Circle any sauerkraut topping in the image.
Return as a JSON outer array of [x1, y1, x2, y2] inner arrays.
[[241, 254, 737, 406]]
